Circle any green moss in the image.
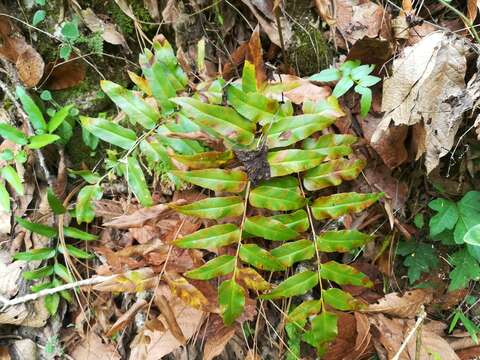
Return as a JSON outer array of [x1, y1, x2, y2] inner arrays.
[[285, 0, 335, 76], [108, 0, 155, 35]]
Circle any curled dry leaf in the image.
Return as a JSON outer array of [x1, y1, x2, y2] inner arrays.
[[129, 286, 204, 360], [373, 32, 473, 173], [335, 0, 391, 46], [15, 47, 44, 88], [164, 271, 210, 312], [154, 291, 186, 344], [103, 202, 180, 228], [106, 298, 147, 337], [203, 315, 236, 360], [44, 59, 86, 90], [70, 332, 121, 360], [363, 289, 433, 318], [82, 8, 128, 47], [369, 314, 460, 360], [239, 0, 292, 48], [0, 15, 44, 87], [267, 74, 330, 104]]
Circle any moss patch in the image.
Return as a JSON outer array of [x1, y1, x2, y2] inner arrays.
[[285, 0, 334, 76]]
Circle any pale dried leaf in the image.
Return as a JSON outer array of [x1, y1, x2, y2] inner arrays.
[[203, 315, 236, 360], [239, 0, 292, 47], [103, 203, 177, 228], [154, 291, 186, 344], [82, 8, 127, 47], [369, 314, 460, 360], [363, 289, 433, 318], [15, 47, 44, 88], [106, 298, 147, 337], [71, 332, 121, 360], [373, 32, 472, 173], [129, 286, 204, 360], [335, 0, 389, 45]]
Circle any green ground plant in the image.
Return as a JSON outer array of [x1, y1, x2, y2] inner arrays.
[[4, 37, 384, 357]]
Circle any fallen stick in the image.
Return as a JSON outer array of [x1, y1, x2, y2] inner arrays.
[[391, 305, 427, 360], [0, 274, 118, 311]]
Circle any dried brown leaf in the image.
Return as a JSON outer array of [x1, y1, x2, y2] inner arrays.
[[154, 291, 186, 344], [363, 289, 433, 318], [373, 32, 472, 173], [129, 286, 204, 360], [106, 298, 147, 337], [103, 203, 177, 228], [44, 59, 86, 90], [71, 332, 121, 360], [15, 47, 44, 88], [164, 271, 210, 312], [369, 314, 460, 360], [203, 315, 236, 360]]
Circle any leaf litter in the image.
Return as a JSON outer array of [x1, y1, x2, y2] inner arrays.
[[1, 0, 480, 359]]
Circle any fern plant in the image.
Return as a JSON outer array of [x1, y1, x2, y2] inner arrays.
[[9, 37, 383, 357], [13, 189, 97, 315]]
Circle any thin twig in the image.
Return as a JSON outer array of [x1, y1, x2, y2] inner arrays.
[[391, 306, 427, 360], [0, 274, 117, 310]]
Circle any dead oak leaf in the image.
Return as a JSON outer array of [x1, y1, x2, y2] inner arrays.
[[373, 31, 472, 173], [363, 289, 433, 318]]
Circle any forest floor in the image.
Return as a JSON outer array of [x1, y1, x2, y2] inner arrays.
[[1, 0, 480, 359]]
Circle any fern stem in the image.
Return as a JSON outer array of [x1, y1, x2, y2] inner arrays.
[[232, 181, 252, 280], [297, 175, 325, 309]]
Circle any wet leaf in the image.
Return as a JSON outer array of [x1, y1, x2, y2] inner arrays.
[[75, 185, 103, 224], [16, 86, 46, 131], [184, 255, 235, 280], [323, 288, 364, 310], [174, 224, 240, 250], [239, 244, 286, 271], [171, 169, 247, 193], [303, 158, 366, 191], [172, 150, 233, 169], [13, 247, 56, 261], [101, 80, 160, 129], [227, 84, 278, 124], [244, 215, 300, 241], [233, 143, 270, 185], [249, 177, 306, 211], [63, 226, 98, 241], [0, 123, 28, 145], [267, 149, 324, 177], [170, 196, 244, 220], [80, 116, 136, 150], [22, 265, 54, 280], [45, 293, 60, 315], [287, 300, 322, 324], [0, 181, 10, 212], [311, 192, 383, 220], [320, 261, 373, 287], [171, 97, 255, 145], [2, 165, 24, 195], [127, 156, 153, 207], [165, 272, 210, 312], [15, 217, 57, 237], [303, 133, 357, 159], [218, 279, 245, 325], [316, 230, 374, 252], [270, 239, 315, 266], [271, 210, 309, 232], [260, 271, 318, 300], [48, 104, 73, 133], [28, 134, 60, 149], [266, 114, 337, 148], [302, 311, 338, 355], [236, 268, 270, 291]]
